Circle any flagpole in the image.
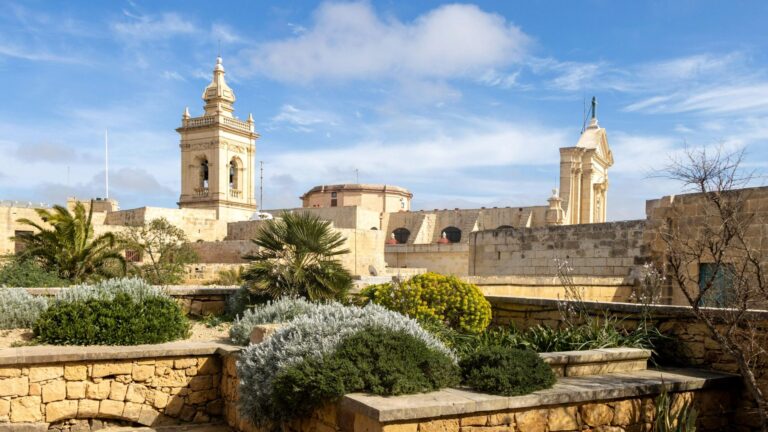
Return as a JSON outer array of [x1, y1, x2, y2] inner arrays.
[[105, 129, 109, 199]]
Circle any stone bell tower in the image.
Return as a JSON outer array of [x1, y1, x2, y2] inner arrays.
[[558, 97, 614, 224], [177, 57, 259, 221]]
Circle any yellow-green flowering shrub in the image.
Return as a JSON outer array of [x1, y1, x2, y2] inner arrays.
[[361, 272, 491, 334]]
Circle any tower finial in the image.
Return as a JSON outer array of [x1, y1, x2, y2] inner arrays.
[[591, 96, 597, 119]]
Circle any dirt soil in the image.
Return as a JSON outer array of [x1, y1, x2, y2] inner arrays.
[[0, 321, 232, 349]]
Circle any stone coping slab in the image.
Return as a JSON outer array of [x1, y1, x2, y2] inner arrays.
[[539, 347, 649, 365], [340, 368, 738, 423], [24, 286, 240, 296], [488, 295, 768, 319], [0, 341, 242, 366]]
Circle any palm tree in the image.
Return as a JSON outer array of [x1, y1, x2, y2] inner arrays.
[[14, 201, 126, 282], [242, 211, 352, 301]]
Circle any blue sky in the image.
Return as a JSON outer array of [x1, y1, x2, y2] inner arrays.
[[1, 1, 767, 220]]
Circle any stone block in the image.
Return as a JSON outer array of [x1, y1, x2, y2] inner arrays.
[[459, 415, 488, 426], [132, 364, 154, 382], [92, 362, 132, 378], [77, 399, 99, 418], [612, 399, 641, 426], [197, 357, 218, 375], [125, 384, 147, 403], [28, 366, 63, 382], [46, 400, 78, 422], [153, 391, 169, 409], [580, 403, 613, 427], [164, 396, 184, 417], [487, 412, 514, 426], [515, 410, 547, 432], [86, 381, 111, 400], [0, 423, 48, 432], [10, 396, 42, 422], [28, 383, 40, 396], [174, 358, 197, 369], [66, 381, 86, 399], [0, 376, 28, 397], [98, 399, 125, 418], [354, 413, 383, 432], [0, 398, 9, 421], [179, 404, 196, 422], [138, 405, 161, 426], [153, 368, 189, 387], [0, 367, 22, 378], [42, 379, 66, 403], [418, 418, 460, 432], [189, 375, 212, 391], [122, 401, 142, 422], [109, 381, 127, 401], [63, 364, 88, 381], [69, 419, 90, 432]]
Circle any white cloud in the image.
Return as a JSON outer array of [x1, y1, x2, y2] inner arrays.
[[112, 12, 196, 41], [269, 104, 339, 132], [244, 2, 530, 82], [625, 84, 768, 115], [162, 70, 185, 81], [266, 119, 569, 185]]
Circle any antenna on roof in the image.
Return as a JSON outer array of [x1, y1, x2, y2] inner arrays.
[[105, 129, 109, 199], [217, 38, 221, 58]]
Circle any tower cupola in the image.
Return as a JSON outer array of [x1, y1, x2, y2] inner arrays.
[[202, 56, 236, 117]]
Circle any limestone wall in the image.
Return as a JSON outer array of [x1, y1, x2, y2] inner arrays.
[[469, 220, 647, 278], [105, 207, 227, 242], [467, 275, 634, 302], [385, 243, 469, 276], [189, 240, 255, 264], [0, 344, 230, 431], [0, 205, 46, 255]]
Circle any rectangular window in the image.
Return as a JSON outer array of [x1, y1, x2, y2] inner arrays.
[[331, 192, 338, 207], [125, 249, 142, 263], [14, 230, 33, 254], [698, 263, 736, 307]]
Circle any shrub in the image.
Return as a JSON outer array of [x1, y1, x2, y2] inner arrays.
[[33, 278, 189, 345], [361, 272, 492, 334], [237, 302, 454, 425], [0, 288, 49, 329], [459, 346, 556, 396], [271, 327, 460, 422], [224, 285, 273, 321], [229, 297, 316, 345], [0, 257, 69, 287], [53, 277, 167, 303]]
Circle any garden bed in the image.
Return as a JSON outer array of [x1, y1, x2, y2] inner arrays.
[[0, 322, 231, 349]]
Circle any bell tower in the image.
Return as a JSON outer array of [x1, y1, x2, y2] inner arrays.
[[177, 57, 259, 221], [558, 97, 613, 224]]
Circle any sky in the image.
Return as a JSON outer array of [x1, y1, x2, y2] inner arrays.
[[1, 1, 767, 220]]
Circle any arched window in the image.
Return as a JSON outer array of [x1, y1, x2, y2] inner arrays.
[[441, 226, 461, 243], [392, 227, 410, 244], [229, 157, 242, 191], [199, 159, 209, 188]]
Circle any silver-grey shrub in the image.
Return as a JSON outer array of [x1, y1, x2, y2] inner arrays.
[[237, 302, 455, 424], [229, 297, 315, 345], [54, 277, 168, 303], [0, 288, 49, 329]]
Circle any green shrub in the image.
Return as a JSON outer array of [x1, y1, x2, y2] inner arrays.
[[271, 327, 460, 422], [459, 346, 556, 396], [236, 302, 454, 426], [34, 291, 189, 345], [361, 272, 492, 334], [0, 288, 49, 329], [0, 257, 68, 287]]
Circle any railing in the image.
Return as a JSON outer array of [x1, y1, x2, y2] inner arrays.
[[183, 115, 252, 133], [229, 189, 242, 198], [194, 187, 209, 197]]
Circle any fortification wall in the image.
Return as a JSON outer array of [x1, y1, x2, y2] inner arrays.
[[469, 220, 647, 278], [385, 244, 468, 276]]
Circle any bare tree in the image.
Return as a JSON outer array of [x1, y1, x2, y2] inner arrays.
[[659, 147, 768, 430]]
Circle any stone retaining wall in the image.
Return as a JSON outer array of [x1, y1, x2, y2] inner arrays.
[[0, 343, 235, 431], [488, 296, 768, 431]]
